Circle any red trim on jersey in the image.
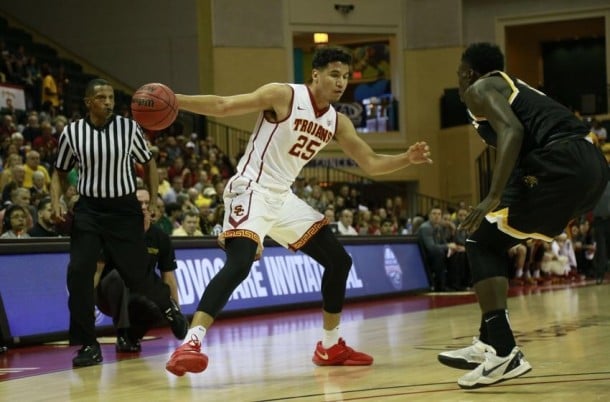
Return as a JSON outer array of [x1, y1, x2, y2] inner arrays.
[[239, 117, 264, 177], [306, 86, 329, 118], [262, 85, 294, 124], [255, 124, 279, 184]]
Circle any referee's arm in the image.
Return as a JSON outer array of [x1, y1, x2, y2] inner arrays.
[[50, 169, 69, 219], [142, 157, 159, 201]]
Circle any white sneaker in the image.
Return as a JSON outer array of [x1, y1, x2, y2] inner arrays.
[[458, 345, 532, 389], [438, 337, 488, 369]]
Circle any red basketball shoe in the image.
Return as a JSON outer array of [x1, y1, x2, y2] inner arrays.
[[312, 338, 373, 366], [165, 335, 209, 376]]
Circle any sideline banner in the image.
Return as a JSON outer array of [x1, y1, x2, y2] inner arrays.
[[0, 241, 427, 341]]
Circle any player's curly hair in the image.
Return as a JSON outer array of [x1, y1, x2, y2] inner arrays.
[[312, 46, 352, 69], [461, 43, 504, 75]]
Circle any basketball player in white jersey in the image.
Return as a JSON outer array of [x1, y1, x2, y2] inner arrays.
[[165, 46, 433, 376]]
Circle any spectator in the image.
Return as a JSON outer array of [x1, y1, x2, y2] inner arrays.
[[152, 195, 173, 235], [380, 219, 394, 235], [28, 197, 60, 237], [418, 206, 459, 291], [29, 170, 49, 206], [40, 63, 60, 117], [337, 208, 358, 236], [172, 210, 203, 237], [574, 218, 596, 278], [0, 204, 30, 238], [32, 121, 58, 168], [0, 186, 34, 233], [210, 205, 225, 236], [21, 112, 41, 144], [163, 175, 185, 205], [23, 150, 51, 189], [0, 155, 24, 196], [201, 186, 217, 209], [157, 167, 171, 199]]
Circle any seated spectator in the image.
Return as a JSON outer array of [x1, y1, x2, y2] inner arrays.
[[446, 207, 469, 290], [417, 206, 459, 291], [23, 150, 51, 189], [32, 121, 58, 167], [210, 205, 225, 236], [200, 186, 217, 209], [367, 214, 382, 235], [152, 195, 173, 235], [21, 112, 41, 144], [0, 187, 34, 233], [573, 218, 596, 278], [172, 210, 203, 237], [1, 204, 30, 238], [0, 155, 24, 197], [380, 219, 395, 235], [193, 170, 211, 193], [305, 184, 326, 213], [163, 175, 186, 205], [29, 170, 49, 205], [337, 208, 358, 236], [157, 166, 171, 199], [550, 232, 577, 276], [28, 197, 60, 237]]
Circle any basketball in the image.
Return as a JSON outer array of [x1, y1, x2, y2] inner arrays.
[[131, 83, 178, 130]]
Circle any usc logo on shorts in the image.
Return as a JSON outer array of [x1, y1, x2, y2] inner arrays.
[[233, 205, 245, 217]]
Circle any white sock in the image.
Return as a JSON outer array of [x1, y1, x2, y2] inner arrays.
[[515, 268, 523, 278], [182, 325, 206, 345], [322, 326, 340, 349]]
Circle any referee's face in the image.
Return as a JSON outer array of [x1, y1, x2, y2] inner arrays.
[[86, 84, 115, 124]]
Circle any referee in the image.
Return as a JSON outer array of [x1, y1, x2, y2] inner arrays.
[[50, 78, 188, 367]]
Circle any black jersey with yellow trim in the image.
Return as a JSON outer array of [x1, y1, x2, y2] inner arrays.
[[468, 71, 590, 153]]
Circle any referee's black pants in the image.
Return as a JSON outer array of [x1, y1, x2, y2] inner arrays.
[[68, 194, 173, 346]]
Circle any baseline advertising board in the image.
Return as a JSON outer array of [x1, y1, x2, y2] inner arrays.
[[0, 240, 428, 343]]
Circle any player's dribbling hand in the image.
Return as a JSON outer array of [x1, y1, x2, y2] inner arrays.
[[407, 141, 433, 165]]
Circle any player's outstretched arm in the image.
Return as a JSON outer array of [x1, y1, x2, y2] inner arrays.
[[175, 83, 292, 118], [335, 113, 432, 176]]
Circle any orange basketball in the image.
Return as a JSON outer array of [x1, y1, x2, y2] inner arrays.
[[131, 83, 178, 130]]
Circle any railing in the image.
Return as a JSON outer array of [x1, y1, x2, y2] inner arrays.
[[201, 119, 459, 217]]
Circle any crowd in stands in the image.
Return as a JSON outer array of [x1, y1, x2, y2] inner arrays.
[[1, 35, 609, 292]]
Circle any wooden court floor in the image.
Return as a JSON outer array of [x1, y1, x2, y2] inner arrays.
[[1, 280, 609, 401]]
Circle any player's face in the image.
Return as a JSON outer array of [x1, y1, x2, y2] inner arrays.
[[313, 62, 350, 103], [457, 61, 474, 101], [86, 85, 115, 121]]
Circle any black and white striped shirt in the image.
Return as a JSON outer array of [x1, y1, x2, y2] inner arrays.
[[54, 115, 151, 198]]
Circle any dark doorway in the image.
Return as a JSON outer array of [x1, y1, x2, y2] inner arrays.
[[542, 37, 607, 114]]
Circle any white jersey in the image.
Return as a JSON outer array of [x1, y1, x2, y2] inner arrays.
[[230, 84, 338, 193]]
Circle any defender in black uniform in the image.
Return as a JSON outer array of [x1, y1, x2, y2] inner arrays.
[[437, 43, 608, 389], [96, 188, 180, 353]]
